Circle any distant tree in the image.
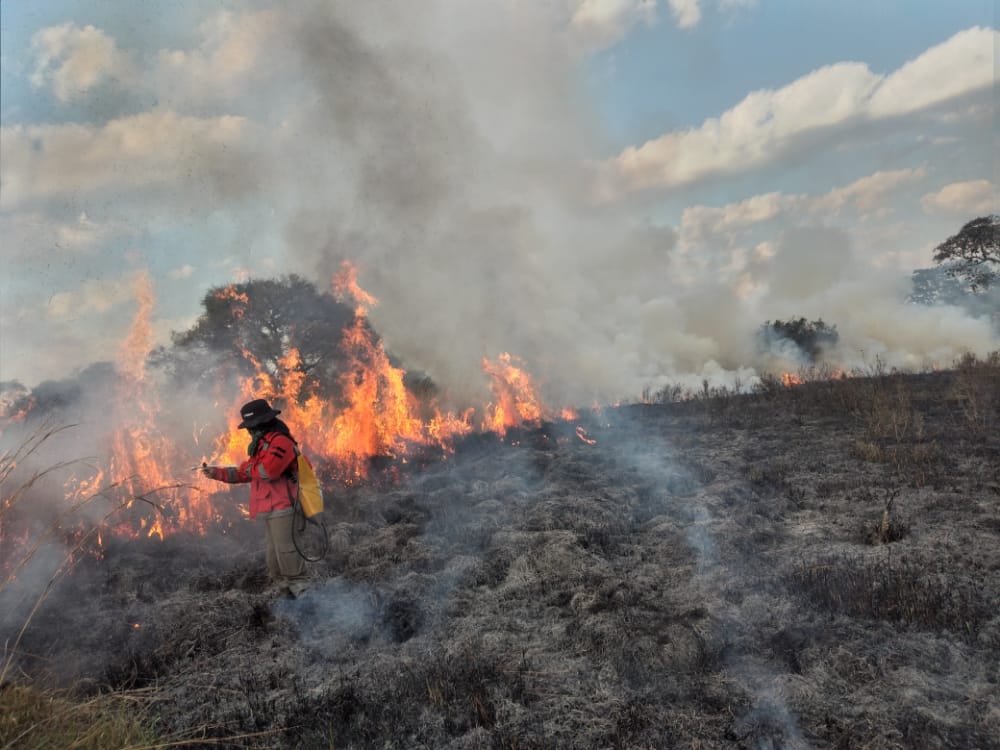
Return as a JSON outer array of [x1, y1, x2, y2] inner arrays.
[[932, 215, 999, 291], [758, 318, 839, 363]]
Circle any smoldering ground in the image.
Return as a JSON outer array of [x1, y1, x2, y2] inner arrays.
[[3, 367, 998, 748]]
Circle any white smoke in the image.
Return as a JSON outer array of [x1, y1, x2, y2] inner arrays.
[[248, 2, 996, 408], [5, 3, 996, 405]]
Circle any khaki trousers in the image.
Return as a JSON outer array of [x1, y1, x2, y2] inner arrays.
[[263, 511, 306, 583]]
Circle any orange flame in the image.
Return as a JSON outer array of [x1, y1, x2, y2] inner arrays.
[[481, 352, 551, 436], [34, 262, 582, 548], [146, 517, 165, 541], [781, 372, 804, 388], [117, 273, 155, 382], [214, 286, 250, 319], [333, 260, 378, 315], [211, 263, 473, 479], [60, 273, 226, 539]]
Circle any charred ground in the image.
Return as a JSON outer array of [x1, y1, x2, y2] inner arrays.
[[3, 361, 999, 749]]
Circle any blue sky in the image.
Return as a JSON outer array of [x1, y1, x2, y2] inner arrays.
[[1, 1, 997, 402], [588, 0, 994, 147]]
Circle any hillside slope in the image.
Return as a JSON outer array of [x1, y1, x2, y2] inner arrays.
[[5, 365, 999, 749]]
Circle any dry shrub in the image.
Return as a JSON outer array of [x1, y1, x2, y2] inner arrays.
[[865, 489, 909, 545], [883, 442, 946, 487], [851, 439, 883, 463], [793, 553, 985, 636], [641, 379, 748, 426], [951, 351, 1000, 433], [642, 382, 686, 404], [860, 377, 923, 442], [851, 440, 945, 486], [752, 373, 786, 400]]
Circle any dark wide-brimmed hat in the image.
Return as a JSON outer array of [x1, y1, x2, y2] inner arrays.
[[237, 399, 282, 429]]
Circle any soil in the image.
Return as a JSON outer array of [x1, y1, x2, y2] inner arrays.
[[3, 370, 999, 749]]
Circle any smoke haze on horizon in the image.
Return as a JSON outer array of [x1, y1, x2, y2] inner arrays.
[[1, 1, 997, 407]]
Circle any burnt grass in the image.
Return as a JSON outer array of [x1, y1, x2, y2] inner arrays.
[[4, 367, 1000, 748]]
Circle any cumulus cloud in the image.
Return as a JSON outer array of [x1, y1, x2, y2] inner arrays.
[[49, 212, 134, 253], [605, 26, 997, 193], [868, 27, 996, 118], [30, 23, 134, 102], [680, 167, 927, 247], [46, 277, 136, 320], [152, 9, 287, 105], [667, 0, 701, 29], [921, 179, 995, 216], [0, 111, 257, 210], [0, 211, 132, 271], [167, 264, 196, 280], [812, 168, 928, 218], [568, 0, 756, 46], [570, 0, 657, 48]]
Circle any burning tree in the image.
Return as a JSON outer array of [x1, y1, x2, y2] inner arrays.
[[2, 262, 581, 549], [932, 214, 1000, 292], [157, 275, 357, 399]]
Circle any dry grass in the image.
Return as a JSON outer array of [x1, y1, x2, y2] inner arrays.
[[951, 351, 1000, 433], [1, 422, 195, 686], [1, 427, 201, 750], [4, 357, 999, 748], [793, 552, 986, 636], [858, 377, 923, 442], [0, 683, 157, 750], [0, 682, 283, 750], [850, 439, 883, 462]]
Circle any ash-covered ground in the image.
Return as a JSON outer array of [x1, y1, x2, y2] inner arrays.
[[4, 369, 999, 749]]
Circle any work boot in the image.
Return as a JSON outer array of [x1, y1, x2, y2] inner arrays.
[[285, 580, 310, 599]]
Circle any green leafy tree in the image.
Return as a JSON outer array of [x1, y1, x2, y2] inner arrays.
[[933, 215, 999, 291]]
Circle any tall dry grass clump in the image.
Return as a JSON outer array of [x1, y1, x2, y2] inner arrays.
[[1, 421, 168, 683], [1, 421, 168, 749], [951, 351, 1000, 433], [793, 552, 985, 636], [0, 684, 158, 750]]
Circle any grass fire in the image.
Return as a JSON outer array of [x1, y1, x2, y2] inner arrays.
[[4, 2, 1000, 745], [1, 266, 997, 748]]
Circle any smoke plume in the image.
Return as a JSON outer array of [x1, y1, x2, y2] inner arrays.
[[212, 1, 995, 408]]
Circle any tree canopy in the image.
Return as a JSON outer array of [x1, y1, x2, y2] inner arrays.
[[758, 318, 839, 363], [154, 275, 358, 396], [932, 215, 999, 291]]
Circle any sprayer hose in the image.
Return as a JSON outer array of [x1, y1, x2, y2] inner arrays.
[[291, 502, 329, 562]]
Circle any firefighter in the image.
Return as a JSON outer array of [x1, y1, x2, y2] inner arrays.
[[201, 398, 309, 597]]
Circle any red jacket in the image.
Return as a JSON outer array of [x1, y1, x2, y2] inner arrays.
[[208, 431, 297, 519]]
